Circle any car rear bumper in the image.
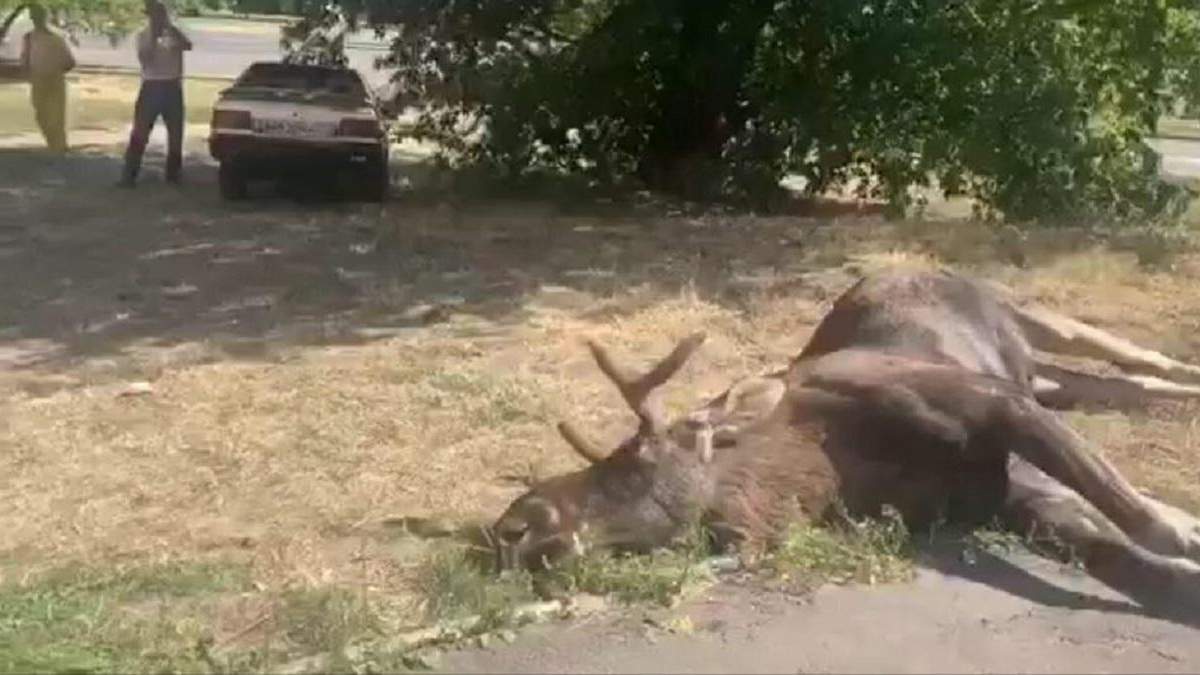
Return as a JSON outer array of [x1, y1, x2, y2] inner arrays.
[[209, 133, 386, 166]]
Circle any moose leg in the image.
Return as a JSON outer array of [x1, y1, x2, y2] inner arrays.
[[801, 354, 1199, 562], [1032, 362, 1200, 410], [1004, 456, 1200, 613], [1010, 304, 1200, 385], [994, 394, 1200, 563]]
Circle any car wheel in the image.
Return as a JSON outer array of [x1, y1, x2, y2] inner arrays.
[[218, 160, 247, 201], [361, 163, 388, 203]]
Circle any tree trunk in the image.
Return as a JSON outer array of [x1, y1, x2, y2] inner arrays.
[[636, 0, 774, 199]]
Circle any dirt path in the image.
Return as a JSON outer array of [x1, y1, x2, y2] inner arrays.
[[440, 550, 1200, 674]]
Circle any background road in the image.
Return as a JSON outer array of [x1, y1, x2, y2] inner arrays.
[[2, 16, 395, 87]]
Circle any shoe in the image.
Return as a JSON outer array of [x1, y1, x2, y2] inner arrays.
[[116, 178, 135, 189]]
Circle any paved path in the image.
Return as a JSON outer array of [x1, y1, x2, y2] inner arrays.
[[1151, 136, 1200, 182], [440, 550, 1200, 674]]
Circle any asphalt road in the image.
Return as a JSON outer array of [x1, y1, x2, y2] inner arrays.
[[440, 549, 1200, 674], [1151, 137, 1200, 182], [3, 16, 394, 87]]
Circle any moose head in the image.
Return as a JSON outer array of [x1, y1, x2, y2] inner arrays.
[[491, 332, 788, 571]]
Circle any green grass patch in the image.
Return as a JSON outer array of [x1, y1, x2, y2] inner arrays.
[[269, 587, 388, 672], [415, 513, 918, 635], [0, 561, 415, 675], [418, 546, 539, 627], [415, 524, 714, 634], [767, 507, 916, 591], [550, 524, 714, 606], [953, 517, 1088, 572], [0, 560, 252, 674]]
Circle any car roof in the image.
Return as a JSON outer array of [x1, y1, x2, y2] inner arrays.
[[239, 61, 362, 78]]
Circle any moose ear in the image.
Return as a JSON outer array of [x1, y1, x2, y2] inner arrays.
[[679, 376, 786, 462], [720, 376, 786, 427]]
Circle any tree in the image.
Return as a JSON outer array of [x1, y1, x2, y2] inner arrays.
[[306, 1, 1199, 223], [1, 0, 145, 45]]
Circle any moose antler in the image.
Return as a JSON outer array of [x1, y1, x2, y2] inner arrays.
[[585, 332, 707, 435], [557, 421, 608, 464], [554, 332, 707, 465]]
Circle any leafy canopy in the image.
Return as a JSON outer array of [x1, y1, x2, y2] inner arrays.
[[24, 0, 1200, 224], [393, 1, 1198, 223], [1, 1, 146, 43]]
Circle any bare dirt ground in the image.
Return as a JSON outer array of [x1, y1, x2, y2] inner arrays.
[[3, 122, 1200, 670]]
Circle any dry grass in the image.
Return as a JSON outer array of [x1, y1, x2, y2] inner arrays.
[[0, 74, 226, 138], [2, 180, 1200, 665]]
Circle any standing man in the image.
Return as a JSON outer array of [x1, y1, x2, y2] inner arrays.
[[118, 0, 192, 188], [19, 3, 76, 153]]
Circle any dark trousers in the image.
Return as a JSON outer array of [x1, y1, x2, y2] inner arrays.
[[122, 79, 185, 183]]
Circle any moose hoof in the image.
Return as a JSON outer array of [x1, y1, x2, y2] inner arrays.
[[1138, 515, 1200, 564]]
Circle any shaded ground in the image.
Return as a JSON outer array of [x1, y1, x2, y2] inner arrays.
[[2, 108, 1200, 669], [441, 548, 1200, 674]]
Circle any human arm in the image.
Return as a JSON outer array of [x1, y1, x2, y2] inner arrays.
[[136, 30, 154, 67], [19, 32, 29, 77], [166, 22, 192, 51], [60, 35, 75, 72]]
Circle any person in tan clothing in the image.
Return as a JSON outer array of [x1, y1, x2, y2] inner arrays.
[[19, 3, 75, 152]]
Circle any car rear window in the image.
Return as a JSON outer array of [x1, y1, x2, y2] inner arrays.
[[235, 63, 367, 97]]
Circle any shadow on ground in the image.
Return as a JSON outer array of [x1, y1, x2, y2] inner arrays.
[[0, 142, 862, 383], [0, 140, 1144, 394]]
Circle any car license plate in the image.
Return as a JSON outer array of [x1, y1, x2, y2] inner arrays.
[[254, 119, 332, 137]]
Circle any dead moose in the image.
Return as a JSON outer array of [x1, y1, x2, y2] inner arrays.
[[491, 268, 1200, 614]]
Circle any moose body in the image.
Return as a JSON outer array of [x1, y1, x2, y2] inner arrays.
[[494, 269, 1200, 612]]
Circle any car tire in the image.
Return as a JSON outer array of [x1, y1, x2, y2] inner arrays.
[[218, 160, 247, 201], [359, 150, 389, 203]]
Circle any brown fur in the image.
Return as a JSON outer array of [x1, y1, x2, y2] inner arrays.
[[493, 269, 1200, 614]]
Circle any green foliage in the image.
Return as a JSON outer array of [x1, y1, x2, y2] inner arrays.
[[274, 587, 385, 670], [231, 0, 305, 14], [174, 0, 231, 17], [0, 0, 145, 43], [768, 506, 915, 591], [549, 522, 715, 606], [419, 546, 538, 625], [0, 561, 404, 674], [300, 0, 1200, 225], [1166, 5, 1200, 118], [0, 560, 252, 673], [417, 523, 714, 621]]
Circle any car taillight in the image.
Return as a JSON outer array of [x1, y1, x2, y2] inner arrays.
[[212, 109, 252, 130], [337, 118, 383, 138]]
